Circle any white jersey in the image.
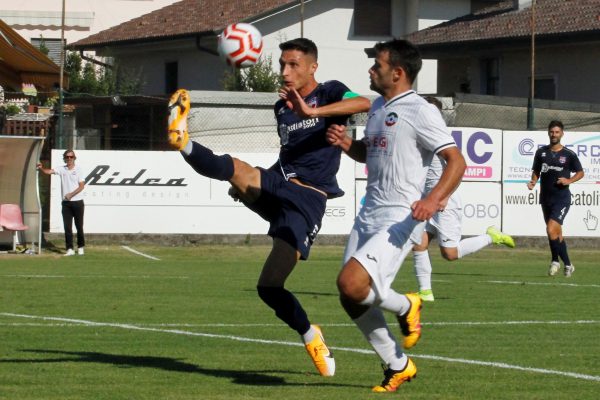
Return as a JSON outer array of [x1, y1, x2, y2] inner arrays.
[[357, 90, 457, 229], [425, 154, 461, 211], [54, 164, 85, 201]]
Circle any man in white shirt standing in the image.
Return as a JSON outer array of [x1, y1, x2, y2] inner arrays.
[[38, 150, 86, 256], [326, 39, 466, 393]]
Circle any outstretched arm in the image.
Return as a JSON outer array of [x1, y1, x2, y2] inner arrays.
[[280, 87, 370, 118], [36, 163, 54, 175]]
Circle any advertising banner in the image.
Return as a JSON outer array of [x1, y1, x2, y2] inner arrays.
[[502, 131, 600, 237], [50, 150, 356, 235], [355, 180, 500, 236], [355, 126, 502, 182]]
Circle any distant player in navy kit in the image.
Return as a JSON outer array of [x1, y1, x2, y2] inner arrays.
[[166, 38, 370, 376], [527, 120, 584, 277]]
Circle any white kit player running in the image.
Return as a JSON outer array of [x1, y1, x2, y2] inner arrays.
[[327, 39, 466, 393], [412, 150, 515, 302]]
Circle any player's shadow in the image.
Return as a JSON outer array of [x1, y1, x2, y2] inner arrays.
[[242, 288, 338, 297], [7, 349, 365, 389]]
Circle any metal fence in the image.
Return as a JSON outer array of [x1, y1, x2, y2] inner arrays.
[[26, 91, 600, 154]]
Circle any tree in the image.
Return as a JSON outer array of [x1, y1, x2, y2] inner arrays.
[[38, 35, 49, 55], [222, 54, 281, 92], [64, 51, 145, 96]]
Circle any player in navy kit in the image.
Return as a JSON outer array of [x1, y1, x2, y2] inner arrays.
[[527, 120, 584, 277], [167, 38, 370, 376]]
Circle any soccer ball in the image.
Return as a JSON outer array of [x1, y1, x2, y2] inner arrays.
[[217, 23, 263, 68]]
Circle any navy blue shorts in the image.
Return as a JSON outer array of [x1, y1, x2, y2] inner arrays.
[[541, 202, 570, 225], [244, 168, 327, 260]]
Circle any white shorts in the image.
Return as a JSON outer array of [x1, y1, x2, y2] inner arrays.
[[344, 212, 425, 301], [425, 207, 462, 248]]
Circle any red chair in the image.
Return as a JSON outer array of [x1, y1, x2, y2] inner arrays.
[[0, 203, 29, 251]]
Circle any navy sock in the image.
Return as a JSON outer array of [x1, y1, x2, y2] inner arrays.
[[557, 240, 571, 266], [257, 286, 311, 335], [548, 238, 560, 262], [182, 141, 234, 181]]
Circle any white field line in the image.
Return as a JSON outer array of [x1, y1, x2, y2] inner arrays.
[[483, 280, 600, 288], [2, 320, 600, 328], [2, 312, 600, 383], [0, 275, 188, 279], [121, 245, 160, 260]]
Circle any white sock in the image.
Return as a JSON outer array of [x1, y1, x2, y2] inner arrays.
[[413, 250, 432, 291], [379, 289, 411, 316], [359, 288, 377, 306], [359, 288, 411, 316], [353, 306, 407, 370], [302, 325, 316, 344], [457, 234, 492, 258], [182, 140, 193, 155]]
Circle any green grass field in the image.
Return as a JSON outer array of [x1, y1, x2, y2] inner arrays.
[[1, 244, 599, 399]]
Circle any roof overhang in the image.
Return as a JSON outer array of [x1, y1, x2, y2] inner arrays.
[[0, 19, 63, 90]]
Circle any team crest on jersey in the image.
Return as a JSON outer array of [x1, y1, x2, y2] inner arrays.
[[384, 112, 398, 126], [559, 156, 566, 164], [306, 97, 318, 108]]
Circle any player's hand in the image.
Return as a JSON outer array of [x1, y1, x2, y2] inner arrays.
[[556, 177, 569, 186], [411, 198, 438, 221], [527, 180, 536, 190], [326, 124, 349, 148], [228, 186, 241, 202], [279, 87, 315, 118]]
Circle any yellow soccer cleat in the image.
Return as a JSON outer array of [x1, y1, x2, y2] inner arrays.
[[304, 325, 335, 376], [372, 357, 417, 393], [397, 292, 422, 349], [167, 89, 191, 150], [486, 226, 515, 248]]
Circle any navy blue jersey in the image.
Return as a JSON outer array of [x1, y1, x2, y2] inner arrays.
[[531, 145, 583, 204], [273, 80, 354, 198]]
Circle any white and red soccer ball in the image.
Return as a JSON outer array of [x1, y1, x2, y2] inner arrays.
[[218, 23, 263, 68]]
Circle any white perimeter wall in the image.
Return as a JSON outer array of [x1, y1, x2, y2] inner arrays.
[[50, 128, 600, 237]]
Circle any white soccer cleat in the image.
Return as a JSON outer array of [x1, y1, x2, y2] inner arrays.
[[64, 249, 75, 257], [564, 264, 575, 278], [548, 261, 560, 276], [78, 247, 85, 256]]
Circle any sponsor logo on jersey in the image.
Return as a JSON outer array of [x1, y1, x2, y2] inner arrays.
[[366, 135, 388, 149], [384, 112, 398, 126], [541, 163, 564, 173]]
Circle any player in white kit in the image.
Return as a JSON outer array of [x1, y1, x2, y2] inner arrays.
[[412, 114, 515, 301], [326, 39, 466, 393]]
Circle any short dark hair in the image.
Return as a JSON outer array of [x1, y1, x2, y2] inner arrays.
[[279, 38, 318, 60], [366, 39, 422, 83], [423, 96, 442, 111], [548, 120, 564, 131]]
